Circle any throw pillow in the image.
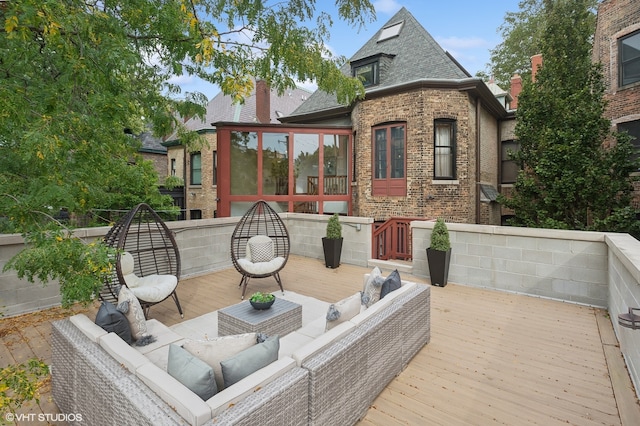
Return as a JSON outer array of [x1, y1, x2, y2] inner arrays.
[[325, 292, 362, 331], [117, 286, 155, 346], [380, 269, 402, 299], [361, 267, 384, 308], [247, 235, 274, 263], [167, 344, 217, 401], [95, 301, 132, 344], [182, 333, 257, 391], [220, 335, 280, 388]]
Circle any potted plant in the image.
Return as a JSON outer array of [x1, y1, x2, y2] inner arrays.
[[322, 213, 343, 268], [249, 292, 275, 310], [426, 218, 451, 287]]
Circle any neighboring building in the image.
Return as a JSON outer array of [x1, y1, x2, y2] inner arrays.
[[593, 0, 640, 208], [282, 7, 511, 224], [163, 80, 311, 219], [138, 131, 168, 183]]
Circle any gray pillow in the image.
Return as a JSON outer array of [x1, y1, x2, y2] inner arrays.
[[95, 302, 132, 345], [167, 344, 217, 401], [220, 335, 280, 388], [380, 269, 402, 299]]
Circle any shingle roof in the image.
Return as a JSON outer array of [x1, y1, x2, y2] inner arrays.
[[178, 83, 311, 134], [287, 7, 471, 118]]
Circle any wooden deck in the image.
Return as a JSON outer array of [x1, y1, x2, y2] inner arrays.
[[2, 254, 639, 425]]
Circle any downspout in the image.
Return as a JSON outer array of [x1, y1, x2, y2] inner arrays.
[[475, 98, 482, 224]]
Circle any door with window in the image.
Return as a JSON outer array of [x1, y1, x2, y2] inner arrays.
[[372, 123, 406, 196]]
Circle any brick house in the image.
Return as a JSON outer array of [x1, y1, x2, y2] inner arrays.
[[282, 7, 512, 224], [168, 7, 514, 224], [592, 0, 640, 207]]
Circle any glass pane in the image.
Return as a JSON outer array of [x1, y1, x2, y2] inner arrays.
[[293, 133, 319, 195], [323, 201, 348, 215], [323, 134, 348, 195], [355, 63, 376, 86], [374, 128, 387, 179], [230, 131, 258, 195], [230, 202, 255, 217], [622, 58, 640, 86], [262, 133, 289, 195], [622, 33, 640, 61], [191, 153, 201, 185], [390, 125, 404, 178]]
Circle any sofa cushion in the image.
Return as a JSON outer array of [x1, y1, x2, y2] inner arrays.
[[237, 256, 285, 275], [350, 282, 417, 326], [183, 333, 257, 391], [134, 319, 184, 355], [95, 301, 132, 344], [118, 286, 153, 344], [98, 332, 149, 373], [291, 321, 355, 366], [325, 292, 362, 331], [137, 362, 212, 426], [220, 335, 280, 388], [71, 314, 107, 342], [380, 269, 402, 299], [362, 267, 384, 308], [167, 344, 217, 401]]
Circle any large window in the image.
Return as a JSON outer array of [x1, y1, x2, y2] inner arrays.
[[212, 151, 218, 186], [620, 30, 640, 86], [262, 133, 289, 195], [434, 119, 456, 179], [190, 152, 201, 185], [372, 123, 406, 196], [230, 131, 258, 195], [501, 140, 521, 184], [618, 120, 640, 167]]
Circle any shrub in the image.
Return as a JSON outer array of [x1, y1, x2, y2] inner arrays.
[[430, 218, 450, 251], [325, 214, 342, 239]]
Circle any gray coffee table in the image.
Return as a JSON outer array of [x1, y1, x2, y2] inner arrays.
[[218, 297, 302, 337]]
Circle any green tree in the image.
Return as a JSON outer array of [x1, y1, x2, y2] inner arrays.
[[500, 0, 639, 235], [485, 0, 596, 89], [1, 0, 375, 306]]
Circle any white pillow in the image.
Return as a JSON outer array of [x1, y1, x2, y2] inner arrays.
[[247, 235, 275, 263], [182, 333, 257, 391], [117, 286, 150, 342], [362, 267, 383, 308], [325, 292, 362, 331]]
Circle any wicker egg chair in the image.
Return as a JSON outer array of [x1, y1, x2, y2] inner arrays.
[[230, 201, 290, 299], [101, 203, 183, 318]]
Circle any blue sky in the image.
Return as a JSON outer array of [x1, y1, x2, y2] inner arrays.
[[174, 0, 522, 99]]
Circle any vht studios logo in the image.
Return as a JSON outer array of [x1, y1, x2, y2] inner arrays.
[[4, 413, 83, 423]]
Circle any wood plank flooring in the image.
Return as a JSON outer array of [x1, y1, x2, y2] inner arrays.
[[1, 254, 638, 425]]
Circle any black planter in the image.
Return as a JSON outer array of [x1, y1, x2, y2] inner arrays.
[[250, 299, 275, 310], [426, 247, 451, 287], [322, 237, 343, 268]]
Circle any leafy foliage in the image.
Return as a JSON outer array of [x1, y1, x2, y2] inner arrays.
[[430, 218, 450, 251], [326, 213, 342, 239], [500, 0, 640, 235], [485, 0, 596, 89], [249, 292, 275, 303], [0, 0, 374, 304], [0, 358, 49, 423]]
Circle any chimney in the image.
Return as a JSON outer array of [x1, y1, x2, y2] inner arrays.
[[255, 79, 271, 124], [510, 74, 522, 109], [531, 54, 543, 81]]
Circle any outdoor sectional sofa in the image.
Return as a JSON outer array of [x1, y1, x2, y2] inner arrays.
[[51, 277, 430, 425]]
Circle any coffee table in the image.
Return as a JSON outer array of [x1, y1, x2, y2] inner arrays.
[[218, 297, 302, 337]]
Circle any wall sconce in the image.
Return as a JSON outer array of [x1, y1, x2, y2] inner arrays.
[[190, 192, 196, 196], [618, 307, 640, 329]]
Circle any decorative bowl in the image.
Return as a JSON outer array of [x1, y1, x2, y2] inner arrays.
[[250, 299, 275, 310]]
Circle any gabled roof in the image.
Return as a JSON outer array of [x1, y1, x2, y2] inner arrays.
[[165, 82, 311, 142], [283, 7, 472, 120]]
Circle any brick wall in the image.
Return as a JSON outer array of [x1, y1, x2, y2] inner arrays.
[[186, 132, 218, 219], [351, 88, 482, 223]]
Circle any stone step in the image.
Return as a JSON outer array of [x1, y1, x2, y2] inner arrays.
[[367, 259, 413, 274]]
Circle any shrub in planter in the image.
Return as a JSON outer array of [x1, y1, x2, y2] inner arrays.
[[322, 214, 343, 268], [426, 218, 451, 287]]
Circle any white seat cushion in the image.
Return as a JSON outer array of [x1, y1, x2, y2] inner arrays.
[[237, 256, 285, 275], [129, 274, 178, 303]]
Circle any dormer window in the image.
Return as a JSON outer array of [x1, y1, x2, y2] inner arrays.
[[353, 60, 379, 87]]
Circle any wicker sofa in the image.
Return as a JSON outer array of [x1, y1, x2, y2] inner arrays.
[[51, 279, 430, 426]]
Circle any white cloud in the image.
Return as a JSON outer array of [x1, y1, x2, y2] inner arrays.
[[373, 0, 401, 14]]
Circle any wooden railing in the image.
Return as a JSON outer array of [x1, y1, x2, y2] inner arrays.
[[306, 175, 348, 195], [372, 217, 426, 261]]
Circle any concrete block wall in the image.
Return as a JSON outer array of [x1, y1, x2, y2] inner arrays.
[[282, 213, 373, 267], [605, 232, 640, 398], [412, 221, 609, 307]]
